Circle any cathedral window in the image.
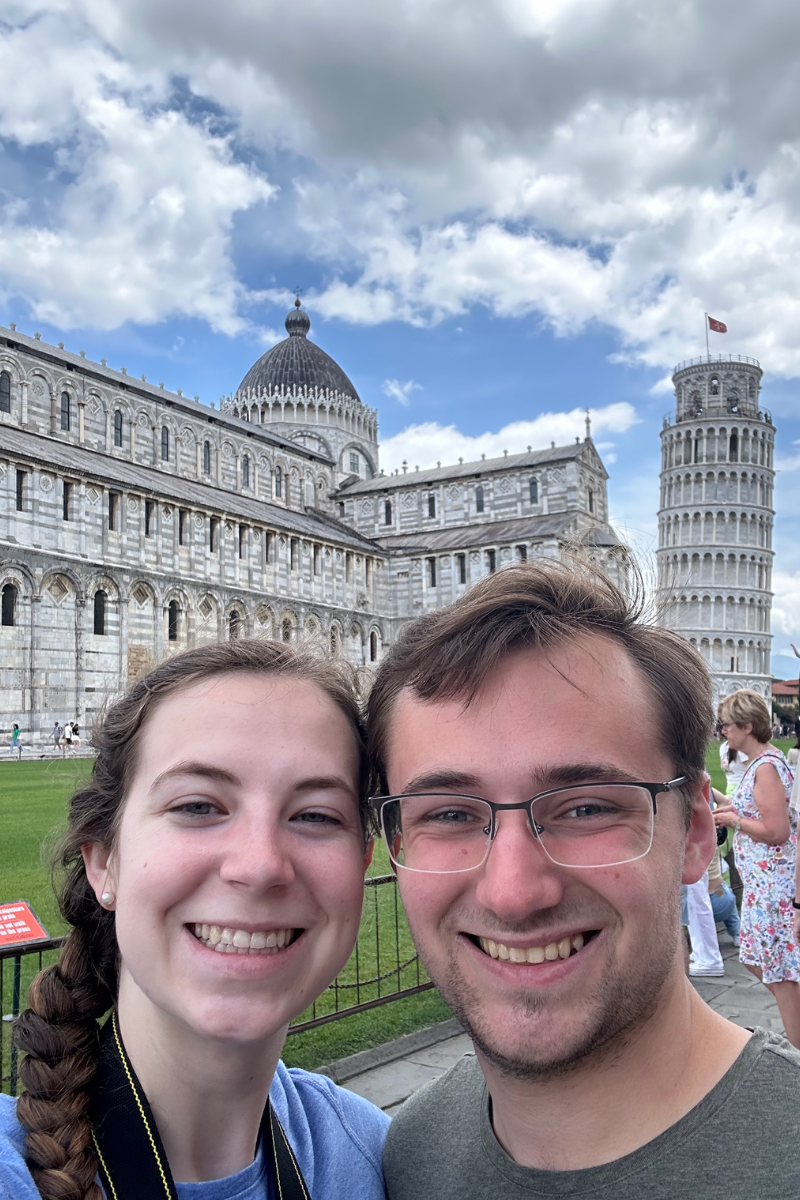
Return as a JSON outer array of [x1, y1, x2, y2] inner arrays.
[[242, 454, 250, 488], [475, 485, 484, 513], [346, 553, 353, 582], [168, 600, 179, 642], [0, 371, 10, 413], [350, 452, 359, 474], [60, 392, 71, 431], [239, 525, 247, 558], [15, 470, 26, 511], [427, 557, 437, 587], [281, 617, 292, 643], [529, 478, 538, 504], [161, 426, 170, 461], [275, 466, 282, 498], [178, 509, 188, 545], [229, 610, 242, 640], [1, 583, 16, 626], [203, 440, 211, 474], [457, 553, 466, 584], [62, 481, 71, 521], [486, 549, 496, 574], [384, 499, 392, 525], [427, 494, 436, 519], [145, 500, 155, 536], [370, 631, 378, 662], [330, 624, 340, 654], [209, 517, 219, 552], [108, 492, 119, 531], [313, 544, 321, 574], [729, 432, 738, 462], [588, 488, 594, 514], [290, 538, 298, 569], [710, 376, 719, 396], [264, 531, 273, 564], [114, 409, 123, 447], [516, 544, 528, 562], [93, 590, 106, 636]]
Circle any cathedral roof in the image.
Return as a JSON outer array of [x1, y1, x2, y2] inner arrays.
[[373, 511, 624, 554], [236, 301, 361, 402]]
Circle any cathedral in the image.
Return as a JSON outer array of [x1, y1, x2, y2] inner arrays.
[[0, 300, 625, 740]]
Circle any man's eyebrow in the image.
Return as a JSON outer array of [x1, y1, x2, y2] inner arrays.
[[400, 769, 483, 794], [149, 761, 241, 793], [294, 775, 357, 796]]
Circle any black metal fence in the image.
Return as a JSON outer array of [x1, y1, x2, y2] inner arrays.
[[1, 874, 431, 1095]]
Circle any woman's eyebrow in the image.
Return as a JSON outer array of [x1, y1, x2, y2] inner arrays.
[[294, 775, 357, 795], [148, 761, 242, 793]]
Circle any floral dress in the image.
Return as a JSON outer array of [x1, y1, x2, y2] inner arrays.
[[732, 750, 800, 983]]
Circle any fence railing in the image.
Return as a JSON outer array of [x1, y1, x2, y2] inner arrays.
[[1, 874, 431, 1095]]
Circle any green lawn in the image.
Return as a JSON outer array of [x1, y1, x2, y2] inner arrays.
[[2, 740, 795, 1085]]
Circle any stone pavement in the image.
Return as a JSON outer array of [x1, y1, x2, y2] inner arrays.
[[333, 929, 782, 1113]]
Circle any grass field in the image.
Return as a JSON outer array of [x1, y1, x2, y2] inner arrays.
[[1, 740, 794, 1084]]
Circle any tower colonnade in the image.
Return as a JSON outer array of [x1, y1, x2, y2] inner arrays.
[[656, 355, 775, 706]]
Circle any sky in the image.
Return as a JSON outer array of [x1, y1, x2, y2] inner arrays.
[[1, 0, 799, 677]]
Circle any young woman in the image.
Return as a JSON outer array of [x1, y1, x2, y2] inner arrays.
[[0, 640, 388, 1199]]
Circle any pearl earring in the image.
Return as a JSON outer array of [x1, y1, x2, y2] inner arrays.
[[100, 892, 115, 907]]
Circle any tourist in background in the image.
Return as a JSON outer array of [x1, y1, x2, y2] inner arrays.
[[8, 723, 22, 760], [787, 738, 799, 771], [51, 722, 60, 753], [714, 689, 800, 1046], [1, 640, 388, 1200]]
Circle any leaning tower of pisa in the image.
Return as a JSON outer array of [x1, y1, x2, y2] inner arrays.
[[656, 355, 775, 707]]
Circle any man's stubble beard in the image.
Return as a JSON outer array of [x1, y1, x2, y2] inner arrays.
[[406, 894, 681, 1083]]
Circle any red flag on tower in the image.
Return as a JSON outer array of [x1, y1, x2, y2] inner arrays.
[[707, 316, 727, 333]]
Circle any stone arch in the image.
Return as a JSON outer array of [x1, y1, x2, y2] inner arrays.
[[279, 609, 298, 643], [255, 603, 275, 637]]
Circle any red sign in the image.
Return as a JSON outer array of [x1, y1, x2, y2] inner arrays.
[[0, 901, 49, 949]]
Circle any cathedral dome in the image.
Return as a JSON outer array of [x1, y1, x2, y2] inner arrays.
[[236, 300, 360, 402]]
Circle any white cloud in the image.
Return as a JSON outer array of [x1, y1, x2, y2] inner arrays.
[[382, 378, 420, 406], [771, 571, 800, 646], [379, 401, 638, 472]]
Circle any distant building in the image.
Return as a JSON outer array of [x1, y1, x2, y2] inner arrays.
[[0, 303, 625, 739], [772, 679, 799, 712], [656, 354, 775, 707]]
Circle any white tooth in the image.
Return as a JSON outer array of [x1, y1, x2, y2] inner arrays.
[[220, 928, 233, 945], [265, 932, 278, 948], [497, 943, 510, 960], [237, 946, 249, 954], [572, 933, 585, 953], [232, 929, 251, 949], [527, 945, 545, 964], [194, 923, 202, 937], [558, 937, 571, 960], [214, 942, 227, 953], [202, 924, 210, 940], [208, 926, 221, 945], [250, 932, 267, 949], [544, 942, 559, 961], [276, 930, 287, 948], [225, 943, 237, 953], [488, 940, 499, 959], [509, 947, 527, 963]]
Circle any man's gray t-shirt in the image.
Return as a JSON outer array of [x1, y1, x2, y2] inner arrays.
[[384, 1028, 800, 1198]]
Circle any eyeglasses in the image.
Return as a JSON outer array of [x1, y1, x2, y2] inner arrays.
[[369, 778, 687, 874]]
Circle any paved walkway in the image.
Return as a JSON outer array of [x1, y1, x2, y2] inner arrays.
[[333, 929, 782, 1113]]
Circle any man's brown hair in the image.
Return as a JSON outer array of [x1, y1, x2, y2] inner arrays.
[[367, 559, 714, 815]]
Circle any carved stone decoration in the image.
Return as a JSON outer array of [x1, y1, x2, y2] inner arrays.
[[132, 585, 151, 607], [127, 497, 139, 512], [359, 500, 372, 515], [402, 493, 416, 508], [0, 463, 5, 479], [548, 468, 566, 488], [194, 514, 204, 529], [137, 411, 150, 428], [48, 577, 68, 602], [499, 478, 512, 494], [335, 551, 342, 562], [39, 474, 53, 492], [471, 552, 480, 563], [32, 380, 45, 396], [325, 548, 332, 560], [412, 560, 422, 574], [86, 487, 99, 504], [447, 485, 461, 499], [224, 521, 234, 534], [163, 506, 172, 521], [222, 442, 234, 459], [258, 455, 269, 470], [279, 535, 287, 547], [89, 397, 102, 416], [302, 541, 310, 556], [199, 597, 214, 619]]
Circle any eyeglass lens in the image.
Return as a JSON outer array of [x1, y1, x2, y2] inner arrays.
[[381, 785, 655, 872]]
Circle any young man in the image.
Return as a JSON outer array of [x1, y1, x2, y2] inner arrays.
[[368, 562, 800, 1198]]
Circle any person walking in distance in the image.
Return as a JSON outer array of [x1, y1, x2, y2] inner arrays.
[[9, 724, 22, 760]]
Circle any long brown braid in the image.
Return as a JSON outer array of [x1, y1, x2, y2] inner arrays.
[[13, 638, 368, 1200]]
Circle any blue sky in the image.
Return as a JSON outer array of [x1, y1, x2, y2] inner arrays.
[[1, 0, 799, 677]]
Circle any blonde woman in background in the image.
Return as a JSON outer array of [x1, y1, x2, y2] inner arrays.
[[714, 689, 800, 1046]]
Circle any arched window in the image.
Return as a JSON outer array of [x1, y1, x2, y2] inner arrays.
[[242, 454, 250, 488], [588, 488, 594, 514], [710, 376, 719, 396], [729, 432, 738, 462], [114, 409, 123, 447], [161, 426, 170, 461], [275, 466, 282, 498], [281, 617, 292, 643], [0, 371, 10, 413], [384, 499, 392, 525], [1, 583, 16, 626], [60, 392, 71, 431], [529, 478, 538, 504], [427, 494, 436, 519], [330, 624, 340, 655], [203, 440, 211, 474], [93, 590, 107, 636], [370, 631, 378, 662], [229, 610, 242, 640], [168, 600, 179, 642], [475, 485, 484, 513]]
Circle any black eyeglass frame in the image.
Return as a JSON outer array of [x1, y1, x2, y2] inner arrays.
[[368, 776, 688, 872]]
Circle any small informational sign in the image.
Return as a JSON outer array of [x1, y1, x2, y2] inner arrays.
[[0, 901, 49, 950]]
